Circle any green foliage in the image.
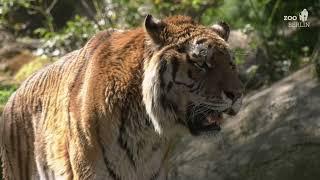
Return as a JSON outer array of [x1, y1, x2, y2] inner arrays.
[[0, 83, 17, 112], [213, 0, 319, 85], [0, 0, 53, 35], [0, 0, 78, 36], [34, 15, 98, 55], [1, 0, 319, 86]]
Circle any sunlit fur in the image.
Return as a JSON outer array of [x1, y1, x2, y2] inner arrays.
[[0, 15, 243, 180]]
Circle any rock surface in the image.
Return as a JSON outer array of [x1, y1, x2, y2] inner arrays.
[[169, 66, 320, 180]]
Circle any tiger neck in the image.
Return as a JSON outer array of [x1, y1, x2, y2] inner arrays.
[[99, 86, 169, 179], [99, 49, 171, 176]]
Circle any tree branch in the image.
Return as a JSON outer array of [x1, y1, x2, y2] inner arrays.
[[46, 0, 58, 14], [80, 0, 102, 29]]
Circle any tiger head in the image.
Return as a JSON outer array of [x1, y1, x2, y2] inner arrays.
[[142, 15, 243, 136]]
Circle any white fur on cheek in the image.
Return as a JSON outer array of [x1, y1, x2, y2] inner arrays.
[[142, 54, 162, 134]]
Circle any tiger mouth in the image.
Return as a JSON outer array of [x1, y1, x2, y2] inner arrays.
[[187, 106, 224, 135], [193, 111, 223, 135]]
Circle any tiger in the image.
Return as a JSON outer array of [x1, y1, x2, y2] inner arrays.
[[0, 14, 243, 180]]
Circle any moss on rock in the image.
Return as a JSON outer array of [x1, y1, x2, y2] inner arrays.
[[14, 55, 52, 83]]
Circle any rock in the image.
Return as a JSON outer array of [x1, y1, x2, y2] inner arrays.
[[0, 29, 40, 64], [0, 51, 35, 75], [169, 65, 320, 180]]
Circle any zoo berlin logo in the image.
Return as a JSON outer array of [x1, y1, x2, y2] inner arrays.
[[284, 9, 310, 28]]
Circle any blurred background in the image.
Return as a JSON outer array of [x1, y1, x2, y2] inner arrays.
[[0, 0, 319, 179]]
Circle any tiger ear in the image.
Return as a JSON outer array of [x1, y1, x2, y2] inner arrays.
[[211, 22, 230, 41], [144, 14, 165, 44]]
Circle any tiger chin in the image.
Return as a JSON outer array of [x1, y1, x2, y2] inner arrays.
[[0, 14, 243, 180]]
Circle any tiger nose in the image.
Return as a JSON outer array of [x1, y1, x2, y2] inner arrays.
[[224, 91, 242, 103]]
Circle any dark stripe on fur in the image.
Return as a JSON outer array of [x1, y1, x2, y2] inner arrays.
[[160, 94, 178, 113], [11, 95, 23, 179], [176, 118, 187, 126], [171, 57, 179, 81], [187, 70, 193, 79], [65, 48, 90, 179], [160, 94, 168, 111], [159, 60, 167, 89], [21, 107, 30, 180], [196, 38, 207, 44], [15, 111, 23, 180], [118, 117, 136, 167], [173, 80, 194, 89], [43, 165, 50, 180], [97, 125, 120, 180], [8, 95, 16, 177], [9, 95, 16, 157], [189, 82, 201, 93], [166, 82, 173, 92], [103, 153, 119, 180], [118, 95, 139, 167], [150, 169, 160, 180], [186, 54, 193, 65], [152, 142, 161, 152]]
